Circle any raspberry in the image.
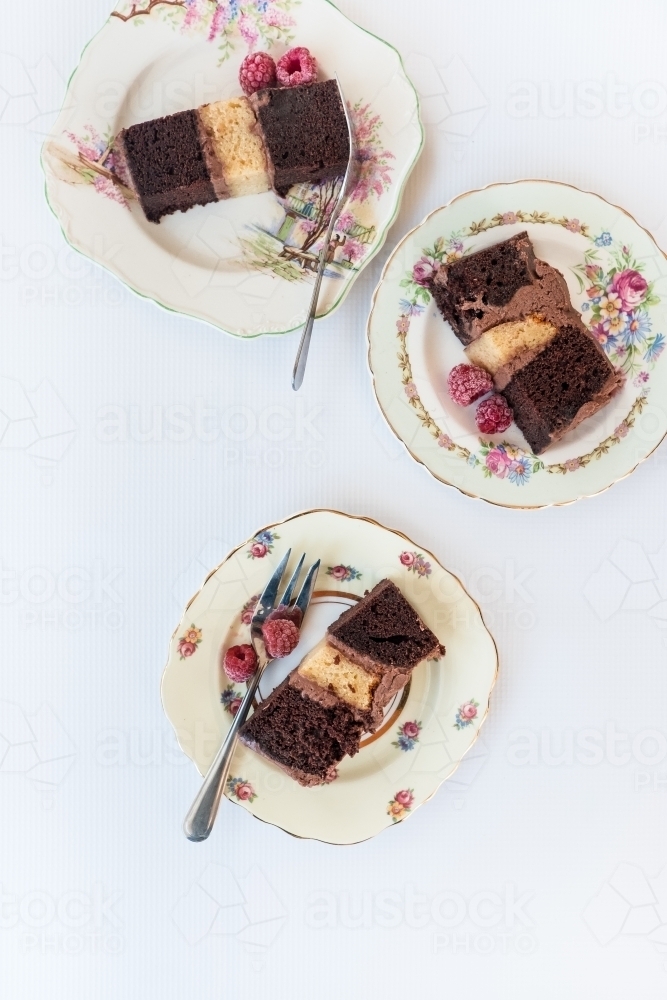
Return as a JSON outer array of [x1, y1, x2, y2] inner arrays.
[[239, 52, 277, 97], [276, 47, 318, 88], [475, 395, 513, 435], [447, 364, 494, 407], [266, 604, 303, 628], [224, 644, 258, 683], [262, 618, 300, 659]]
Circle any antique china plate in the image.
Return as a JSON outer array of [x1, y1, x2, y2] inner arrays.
[[368, 180, 667, 508], [161, 510, 498, 844], [41, 0, 423, 338]]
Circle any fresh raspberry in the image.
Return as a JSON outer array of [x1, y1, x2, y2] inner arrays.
[[447, 364, 494, 407], [239, 52, 277, 96], [266, 604, 303, 628], [262, 618, 300, 659], [276, 47, 318, 88], [475, 395, 513, 435], [224, 644, 258, 683]]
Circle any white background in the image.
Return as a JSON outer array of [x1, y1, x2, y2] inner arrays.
[[3, 1, 667, 996]]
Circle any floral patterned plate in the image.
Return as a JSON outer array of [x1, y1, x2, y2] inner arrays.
[[368, 180, 667, 508], [161, 509, 498, 844], [41, 0, 423, 338]]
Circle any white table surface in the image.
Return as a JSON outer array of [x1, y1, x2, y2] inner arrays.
[[3, 1, 667, 996]]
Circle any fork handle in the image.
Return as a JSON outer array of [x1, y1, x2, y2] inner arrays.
[[183, 665, 266, 842], [292, 248, 327, 391]]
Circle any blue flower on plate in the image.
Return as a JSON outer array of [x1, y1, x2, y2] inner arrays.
[[399, 298, 425, 317], [623, 312, 651, 347], [508, 457, 531, 486], [581, 301, 590, 311], [255, 530, 275, 545], [645, 333, 665, 363], [594, 231, 613, 248]]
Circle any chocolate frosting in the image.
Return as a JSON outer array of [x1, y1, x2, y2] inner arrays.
[[453, 259, 576, 342], [196, 112, 230, 201]]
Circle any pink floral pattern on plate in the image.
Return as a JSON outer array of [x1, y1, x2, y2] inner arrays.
[[226, 776, 257, 802], [241, 593, 260, 625], [178, 624, 202, 659], [247, 530, 279, 559], [392, 720, 421, 752], [454, 700, 479, 730], [221, 685, 242, 716], [399, 551, 431, 577], [64, 125, 130, 206], [326, 564, 362, 582], [387, 789, 414, 823]]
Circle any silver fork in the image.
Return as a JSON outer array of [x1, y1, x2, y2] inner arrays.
[[183, 549, 320, 842], [291, 74, 358, 391]]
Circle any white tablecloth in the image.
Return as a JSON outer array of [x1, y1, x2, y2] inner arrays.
[[3, 1, 667, 995]]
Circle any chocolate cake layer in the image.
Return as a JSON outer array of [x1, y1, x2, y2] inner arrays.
[[501, 324, 623, 454], [327, 579, 443, 675], [251, 79, 350, 196], [430, 232, 575, 345], [118, 110, 217, 223], [239, 675, 364, 787]]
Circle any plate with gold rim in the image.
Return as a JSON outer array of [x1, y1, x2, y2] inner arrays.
[[41, 0, 423, 339], [367, 179, 667, 509], [161, 509, 498, 844]]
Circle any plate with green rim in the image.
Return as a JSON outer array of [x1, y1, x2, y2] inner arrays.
[[367, 179, 667, 509], [41, 0, 423, 338], [161, 509, 498, 844]]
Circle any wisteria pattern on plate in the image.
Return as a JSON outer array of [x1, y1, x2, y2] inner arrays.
[[43, 0, 423, 338]]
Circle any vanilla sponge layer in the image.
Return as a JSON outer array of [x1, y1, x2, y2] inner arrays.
[[465, 314, 558, 375], [199, 98, 270, 198], [298, 642, 378, 712]]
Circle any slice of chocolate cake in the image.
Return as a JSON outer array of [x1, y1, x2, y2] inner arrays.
[[430, 232, 575, 346], [434, 231, 623, 453], [239, 674, 365, 787], [238, 580, 444, 786], [327, 579, 443, 676], [117, 110, 217, 223], [251, 79, 350, 196], [500, 323, 622, 454]]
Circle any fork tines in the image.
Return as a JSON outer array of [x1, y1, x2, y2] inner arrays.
[[251, 550, 320, 629]]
